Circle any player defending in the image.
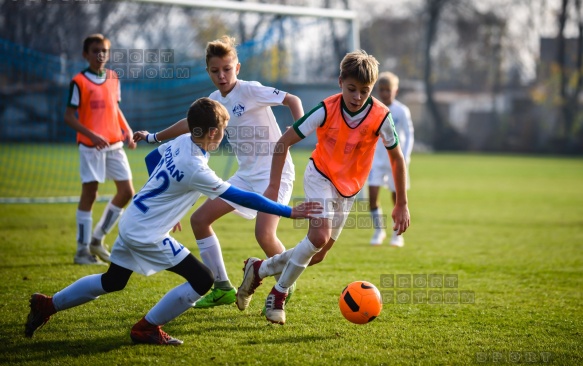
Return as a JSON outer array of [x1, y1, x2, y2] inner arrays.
[[25, 98, 321, 345], [369, 72, 414, 247], [236, 51, 411, 324], [64, 34, 136, 265], [134, 36, 303, 309]]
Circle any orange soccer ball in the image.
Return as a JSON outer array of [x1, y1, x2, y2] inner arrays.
[[339, 281, 382, 324]]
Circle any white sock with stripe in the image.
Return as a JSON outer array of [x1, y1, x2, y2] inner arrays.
[[93, 201, 123, 240], [76, 210, 92, 252]]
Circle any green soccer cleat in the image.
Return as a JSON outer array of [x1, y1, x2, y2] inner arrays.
[[193, 287, 236, 308], [261, 282, 295, 316]]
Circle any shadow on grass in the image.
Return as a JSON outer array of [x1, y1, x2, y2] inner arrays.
[[0, 335, 128, 363], [2, 262, 109, 270], [241, 333, 340, 345]]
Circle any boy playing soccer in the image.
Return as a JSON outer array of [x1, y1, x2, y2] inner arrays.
[[134, 36, 304, 308], [236, 50, 411, 324], [368, 71, 414, 247], [64, 34, 136, 265], [25, 98, 321, 345]]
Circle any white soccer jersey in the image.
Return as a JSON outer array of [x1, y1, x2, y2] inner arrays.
[[209, 80, 295, 182], [372, 99, 414, 169], [119, 134, 230, 244]]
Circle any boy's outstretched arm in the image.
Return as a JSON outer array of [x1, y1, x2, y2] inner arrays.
[[387, 146, 410, 235], [133, 118, 189, 143], [220, 186, 321, 219], [264, 128, 302, 201]]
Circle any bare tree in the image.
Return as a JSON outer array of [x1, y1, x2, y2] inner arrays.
[[567, 0, 583, 151], [573, 0, 583, 128], [557, 0, 570, 140], [555, 0, 583, 152], [423, 0, 466, 150]]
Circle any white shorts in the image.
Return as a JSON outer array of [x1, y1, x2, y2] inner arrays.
[[79, 142, 132, 184], [221, 173, 293, 220], [110, 235, 190, 276], [368, 162, 410, 192], [303, 160, 355, 241]]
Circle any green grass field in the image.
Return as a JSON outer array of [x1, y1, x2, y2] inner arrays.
[[0, 148, 582, 365]]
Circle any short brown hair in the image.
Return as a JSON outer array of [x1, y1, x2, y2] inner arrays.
[[187, 97, 229, 137], [339, 50, 379, 85], [83, 33, 110, 53], [378, 71, 399, 89], [205, 36, 238, 67]]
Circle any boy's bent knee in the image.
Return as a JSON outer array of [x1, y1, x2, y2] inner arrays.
[[308, 233, 330, 248], [170, 255, 214, 295], [100, 263, 133, 292], [190, 214, 213, 235], [101, 273, 129, 293], [309, 251, 326, 266]]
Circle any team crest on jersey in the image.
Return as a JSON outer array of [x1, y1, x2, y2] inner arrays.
[[232, 103, 245, 117]]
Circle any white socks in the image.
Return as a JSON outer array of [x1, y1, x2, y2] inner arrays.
[[274, 237, 320, 293], [76, 201, 123, 252], [93, 201, 123, 240], [259, 248, 295, 278], [145, 283, 201, 325], [196, 235, 229, 283], [76, 210, 92, 251], [371, 207, 385, 231], [51, 276, 203, 327], [52, 274, 106, 311]]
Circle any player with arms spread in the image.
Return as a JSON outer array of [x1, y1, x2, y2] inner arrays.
[[134, 35, 303, 309]]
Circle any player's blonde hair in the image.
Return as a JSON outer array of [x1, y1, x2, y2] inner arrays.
[[83, 33, 111, 53], [339, 50, 379, 85], [187, 97, 230, 137], [378, 71, 399, 89], [205, 36, 238, 66]]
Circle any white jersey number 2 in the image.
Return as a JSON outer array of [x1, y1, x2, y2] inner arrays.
[[134, 170, 171, 213], [163, 238, 184, 256]]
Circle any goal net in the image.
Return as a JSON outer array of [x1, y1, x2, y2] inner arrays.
[[0, 0, 358, 202]]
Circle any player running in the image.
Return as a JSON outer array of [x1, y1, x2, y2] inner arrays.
[[25, 98, 320, 345]]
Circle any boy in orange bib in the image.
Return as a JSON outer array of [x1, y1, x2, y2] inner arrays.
[[236, 50, 411, 324], [64, 34, 136, 265]]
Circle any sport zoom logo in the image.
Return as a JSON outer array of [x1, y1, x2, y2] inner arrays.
[[379, 274, 475, 305]]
